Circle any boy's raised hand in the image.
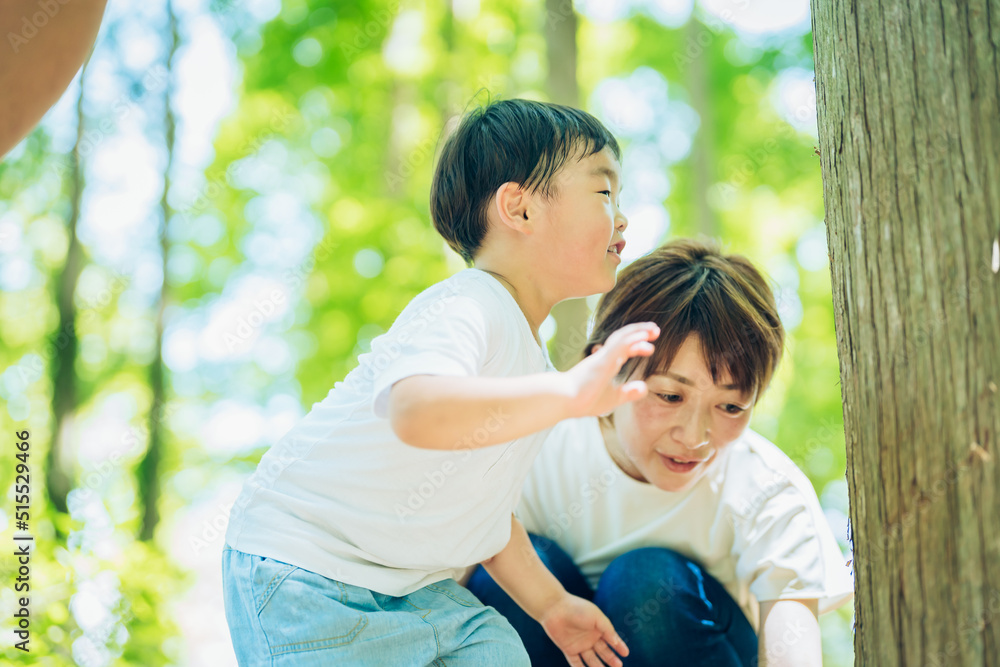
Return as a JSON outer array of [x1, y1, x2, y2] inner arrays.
[[562, 322, 659, 418], [540, 593, 630, 667]]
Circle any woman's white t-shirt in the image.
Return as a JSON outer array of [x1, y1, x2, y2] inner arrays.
[[516, 417, 854, 629], [225, 269, 554, 597]]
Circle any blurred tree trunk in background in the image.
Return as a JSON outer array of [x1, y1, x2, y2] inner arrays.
[[138, 0, 178, 542], [545, 0, 578, 107], [687, 16, 717, 237], [546, 0, 591, 370], [811, 1, 1000, 664], [46, 65, 89, 518]]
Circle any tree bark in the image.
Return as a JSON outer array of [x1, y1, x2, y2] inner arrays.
[[811, 1, 1000, 664], [545, 0, 590, 371]]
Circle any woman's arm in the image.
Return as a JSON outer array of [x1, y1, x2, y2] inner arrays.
[[757, 598, 821, 666], [480, 515, 629, 667]]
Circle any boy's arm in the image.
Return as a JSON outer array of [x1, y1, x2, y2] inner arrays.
[[757, 599, 821, 666], [480, 515, 629, 667], [389, 322, 658, 450]]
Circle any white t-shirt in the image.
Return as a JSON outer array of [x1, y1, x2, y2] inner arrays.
[[225, 268, 555, 597], [516, 417, 854, 629]]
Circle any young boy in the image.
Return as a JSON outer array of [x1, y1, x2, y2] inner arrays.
[[222, 99, 656, 666]]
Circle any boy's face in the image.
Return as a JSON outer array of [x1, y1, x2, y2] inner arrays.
[[530, 146, 627, 297], [605, 333, 755, 493]]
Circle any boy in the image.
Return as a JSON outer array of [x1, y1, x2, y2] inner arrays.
[[222, 99, 657, 666]]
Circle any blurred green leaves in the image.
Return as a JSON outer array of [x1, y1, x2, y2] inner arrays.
[[0, 1, 850, 664]]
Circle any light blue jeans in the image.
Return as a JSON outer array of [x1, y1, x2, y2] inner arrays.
[[221, 544, 529, 666]]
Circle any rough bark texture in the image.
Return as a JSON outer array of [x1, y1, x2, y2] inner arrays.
[[811, 1, 1000, 664]]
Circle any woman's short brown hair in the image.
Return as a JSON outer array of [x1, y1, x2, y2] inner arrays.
[[586, 238, 785, 401]]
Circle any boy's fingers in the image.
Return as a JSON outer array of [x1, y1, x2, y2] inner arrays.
[[595, 616, 629, 657], [607, 340, 654, 372], [612, 328, 658, 348], [617, 321, 660, 337], [605, 322, 659, 348], [619, 380, 648, 403], [631, 341, 655, 356], [594, 641, 624, 667], [606, 632, 629, 656]]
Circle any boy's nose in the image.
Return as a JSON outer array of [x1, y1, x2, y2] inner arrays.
[[615, 208, 628, 231]]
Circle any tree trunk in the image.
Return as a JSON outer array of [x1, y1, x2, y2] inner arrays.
[[811, 1, 1000, 664], [46, 63, 89, 517], [686, 16, 717, 237], [545, 0, 590, 371], [137, 0, 178, 542]]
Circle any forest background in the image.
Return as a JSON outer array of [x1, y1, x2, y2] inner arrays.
[[0, 0, 855, 664]]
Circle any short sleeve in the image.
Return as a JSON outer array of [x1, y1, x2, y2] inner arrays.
[[370, 293, 495, 419], [735, 484, 854, 612]]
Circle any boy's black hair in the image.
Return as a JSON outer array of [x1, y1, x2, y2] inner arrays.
[[430, 98, 621, 264]]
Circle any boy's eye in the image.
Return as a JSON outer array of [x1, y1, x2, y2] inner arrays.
[[722, 404, 746, 415], [656, 393, 682, 404], [598, 190, 612, 197]]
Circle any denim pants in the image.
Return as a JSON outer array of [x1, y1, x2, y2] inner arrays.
[[466, 534, 758, 666], [222, 544, 529, 666]]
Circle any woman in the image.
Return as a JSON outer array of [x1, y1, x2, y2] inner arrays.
[[465, 239, 853, 666]]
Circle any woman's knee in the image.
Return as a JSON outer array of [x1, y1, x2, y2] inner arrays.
[[595, 548, 757, 665], [599, 547, 702, 593], [595, 548, 718, 631]]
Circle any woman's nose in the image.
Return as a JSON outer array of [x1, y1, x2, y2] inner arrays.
[[673, 405, 710, 450]]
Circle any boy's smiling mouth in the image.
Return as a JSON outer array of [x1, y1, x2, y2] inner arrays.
[[607, 240, 626, 256]]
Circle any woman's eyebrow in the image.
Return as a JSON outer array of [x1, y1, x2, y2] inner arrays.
[[665, 371, 739, 391]]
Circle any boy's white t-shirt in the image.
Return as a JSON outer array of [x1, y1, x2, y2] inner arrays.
[[515, 417, 854, 629], [225, 268, 555, 597]]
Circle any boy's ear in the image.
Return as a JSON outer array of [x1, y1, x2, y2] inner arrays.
[[493, 181, 534, 234]]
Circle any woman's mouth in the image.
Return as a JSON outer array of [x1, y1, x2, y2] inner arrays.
[[658, 453, 708, 474]]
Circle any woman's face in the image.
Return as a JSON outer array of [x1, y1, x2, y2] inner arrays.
[[603, 333, 756, 492]]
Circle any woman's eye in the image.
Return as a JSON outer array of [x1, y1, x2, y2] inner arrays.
[[657, 393, 682, 403]]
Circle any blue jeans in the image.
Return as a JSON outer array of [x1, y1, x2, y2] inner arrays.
[[466, 534, 758, 666], [222, 544, 529, 666]]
